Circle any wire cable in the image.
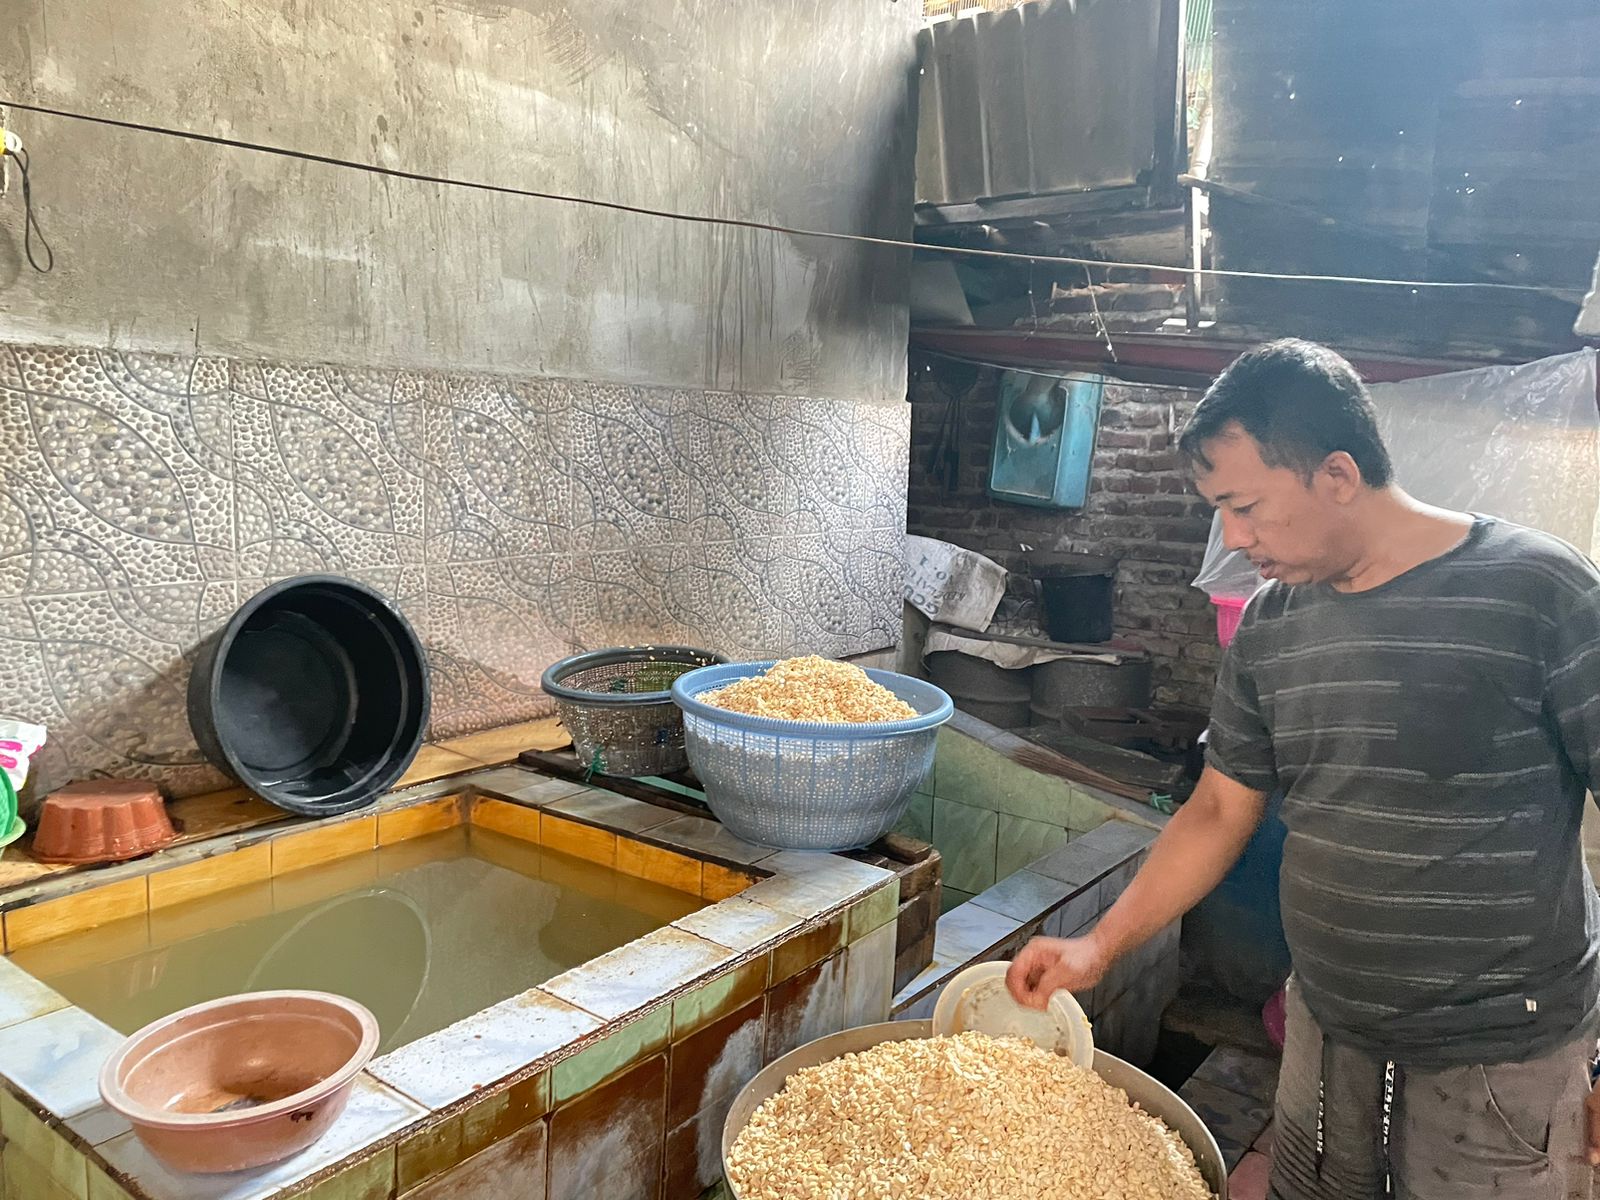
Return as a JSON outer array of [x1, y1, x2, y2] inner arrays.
[[0, 97, 1585, 300], [13, 147, 53, 273]]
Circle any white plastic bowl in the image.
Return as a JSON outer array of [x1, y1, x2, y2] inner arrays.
[[931, 960, 1094, 1067]]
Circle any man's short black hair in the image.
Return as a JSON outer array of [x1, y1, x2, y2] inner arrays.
[[1179, 339, 1394, 488]]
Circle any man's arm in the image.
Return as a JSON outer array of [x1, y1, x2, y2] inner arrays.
[[1006, 765, 1267, 1008]]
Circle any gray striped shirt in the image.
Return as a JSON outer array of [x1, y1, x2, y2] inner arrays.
[[1208, 517, 1600, 1067]]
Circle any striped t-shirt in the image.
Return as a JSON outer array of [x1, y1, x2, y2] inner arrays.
[[1208, 517, 1600, 1067]]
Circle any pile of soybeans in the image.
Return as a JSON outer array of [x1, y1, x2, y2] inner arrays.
[[726, 1033, 1214, 1200], [700, 656, 917, 724]]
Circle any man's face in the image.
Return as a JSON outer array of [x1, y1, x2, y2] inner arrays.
[[1192, 426, 1354, 587]]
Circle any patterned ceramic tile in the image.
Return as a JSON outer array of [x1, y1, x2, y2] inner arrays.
[[0, 342, 908, 796], [565, 384, 697, 553], [368, 989, 600, 1111], [547, 1055, 666, 1200], [0, 347, 235, 593], [94, 1074, 425, 1200], [232, 362, 426, 573], [422, 374, 572, 561]]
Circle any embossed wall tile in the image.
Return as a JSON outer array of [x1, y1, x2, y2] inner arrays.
[[566, 384, 697, 552], [7, 583, 238, 798], [426, 559, 572, 737], [232, 362, 425, 571], [1, 346, 235, 590], [423, 375, 572, 562], [0, 340, 908, 794]]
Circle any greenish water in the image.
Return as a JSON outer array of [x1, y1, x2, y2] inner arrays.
[[11, 827, 705, 1054]]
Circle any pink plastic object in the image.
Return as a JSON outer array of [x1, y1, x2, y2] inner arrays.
[[99, 991, 379, 1174], [1262, 986, 1287, 1051], [1213, 596, 1249, 648]]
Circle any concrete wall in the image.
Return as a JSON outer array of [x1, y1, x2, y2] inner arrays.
[[0, 0, 919, 402], [0, 2, 921, 801]]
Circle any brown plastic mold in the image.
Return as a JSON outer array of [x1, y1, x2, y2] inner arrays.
[[31, 779, 177, 865]]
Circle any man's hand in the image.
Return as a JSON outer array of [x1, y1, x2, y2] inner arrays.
[[1005, 934, 1112, 1011], [1585, 1079, 1600, 1166]]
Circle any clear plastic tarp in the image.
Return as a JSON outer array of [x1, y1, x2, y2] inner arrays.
[[1192, 349, 1600, 601]]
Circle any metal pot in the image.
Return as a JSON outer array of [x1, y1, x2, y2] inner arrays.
[[722, 1020, 1227, 1199]]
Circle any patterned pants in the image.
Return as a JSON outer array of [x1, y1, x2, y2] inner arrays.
[[1270, 978, 1597, 1200]]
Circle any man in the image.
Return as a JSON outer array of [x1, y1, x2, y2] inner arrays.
[[1007, 339, 1600, 1199]]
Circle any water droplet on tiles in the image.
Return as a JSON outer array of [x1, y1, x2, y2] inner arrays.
[[1397, 129, 1405, 136], [1465, 187, 1475, 194], [1515, 98, 1523, 106], [1288, 92, 1296, 100]]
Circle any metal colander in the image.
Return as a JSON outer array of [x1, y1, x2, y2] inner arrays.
[[541, 646, 726, 777]]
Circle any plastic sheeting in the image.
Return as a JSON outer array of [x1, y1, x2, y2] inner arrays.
[[1192, 349, 1600, 600]]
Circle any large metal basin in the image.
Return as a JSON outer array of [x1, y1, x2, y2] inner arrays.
[[723, 1020, 1227, 1199]]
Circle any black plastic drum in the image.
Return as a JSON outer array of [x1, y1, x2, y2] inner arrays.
[[188, 576, 429, 816]]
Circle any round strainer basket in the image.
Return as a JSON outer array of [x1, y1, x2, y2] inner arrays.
[[670, 662, 954, 851], [542, 646, 726, 777]]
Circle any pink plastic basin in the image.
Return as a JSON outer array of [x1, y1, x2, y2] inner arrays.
[[1212, 595, 1249, 648], [99, 991, 379, 1174]]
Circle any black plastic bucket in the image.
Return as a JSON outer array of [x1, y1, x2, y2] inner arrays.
[[188, 576, 430, 816], [1032, 553, 1118, 644]]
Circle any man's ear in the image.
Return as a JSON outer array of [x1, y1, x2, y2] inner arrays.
[[1317, 451, 1365, 502]]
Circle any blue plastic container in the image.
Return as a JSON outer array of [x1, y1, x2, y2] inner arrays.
[[671, 663, 954, 851]]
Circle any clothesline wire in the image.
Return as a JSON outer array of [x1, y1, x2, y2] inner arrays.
[[3, 97, 1586, 300]]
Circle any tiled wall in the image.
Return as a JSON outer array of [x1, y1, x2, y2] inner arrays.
[[0, 342, 909, 802], [895, 726, 1158, 905]]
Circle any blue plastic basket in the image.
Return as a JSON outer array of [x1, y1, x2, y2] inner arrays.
[[671, 663, 954, 852]]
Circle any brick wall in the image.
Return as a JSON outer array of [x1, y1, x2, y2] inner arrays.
[[907, 364, 1221, 708]]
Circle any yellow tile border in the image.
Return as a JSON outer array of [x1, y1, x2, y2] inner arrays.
[[615, 838, 701, 895], [539, 814, 616, 868], [395, 746, 482, 790], [377, 795, 465, 847], [702, 862, 756, 902], [270, 816, 378, 876], [4, 876, 149, 952], [148, 843, 273, 911], [469, 798, 542, 843]]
